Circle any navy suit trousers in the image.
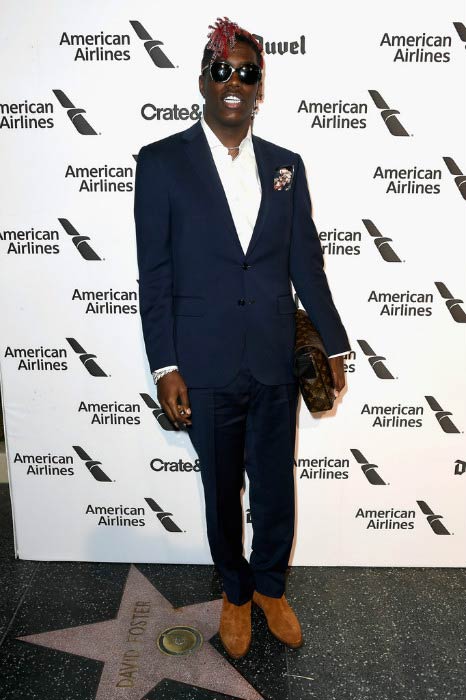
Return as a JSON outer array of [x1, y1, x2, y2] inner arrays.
[[186, 343, 300, 605]]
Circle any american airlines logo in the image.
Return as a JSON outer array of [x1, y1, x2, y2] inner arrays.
[[0, 99, 54, 130], [144, 497, 183, 532], [357, 340, 395, 379], [416, 500, 452, 535], [350, 449, 387, 485], [453, 22, 466, 47], [368, 90, 409, 136], [52, 90, 97, 135], [379, 32, 453, 64], [58, 218, 101, 260], [424, 396, 460, 433], [130, 21, 175, 67], [66, 338, 107, 376], [434, 282, 466, 322], [443, 157, 466, 199], [140, 393, 177, 431], [362, 219, 402, 262], [72, 446, 112, 481]]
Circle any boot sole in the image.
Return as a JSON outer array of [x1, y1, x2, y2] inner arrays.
[[252, 599, 303, 648]]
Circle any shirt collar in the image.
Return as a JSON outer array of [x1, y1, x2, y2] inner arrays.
[[200, 114, 253, 156]]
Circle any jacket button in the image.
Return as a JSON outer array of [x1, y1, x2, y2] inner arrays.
[[238, 298, 246, 305], [242, 262, 251, 270]]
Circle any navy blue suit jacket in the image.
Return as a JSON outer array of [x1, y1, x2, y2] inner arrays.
[[134, 119, 350, 388]]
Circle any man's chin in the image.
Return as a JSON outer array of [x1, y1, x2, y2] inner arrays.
[[215, 110, 251, 127]]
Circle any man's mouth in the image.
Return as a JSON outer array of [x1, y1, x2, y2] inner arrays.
[[222, 94, 243, 110]]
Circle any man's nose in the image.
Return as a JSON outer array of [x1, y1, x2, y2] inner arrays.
[[228, 69, 241, 86]]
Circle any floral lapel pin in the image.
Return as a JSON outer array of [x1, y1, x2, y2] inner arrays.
[[273, 164, 295, 191]]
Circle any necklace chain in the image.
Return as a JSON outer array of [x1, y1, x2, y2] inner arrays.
[[227, 144, 241, 160]]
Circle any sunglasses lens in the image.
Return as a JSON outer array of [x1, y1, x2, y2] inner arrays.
[[210, 62, 232, 82], [209, 62, 261, 84], [238, 64, 262, 84]]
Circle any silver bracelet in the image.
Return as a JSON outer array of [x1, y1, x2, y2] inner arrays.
[[151, 366, 178, 385]]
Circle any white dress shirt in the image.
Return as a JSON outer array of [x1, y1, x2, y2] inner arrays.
[[152, 115, 347, 384]]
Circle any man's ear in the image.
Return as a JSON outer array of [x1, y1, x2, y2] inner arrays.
[[198, 75, 205, 98]]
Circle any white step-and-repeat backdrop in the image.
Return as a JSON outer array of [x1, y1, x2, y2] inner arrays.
[[1, 1, 465, 565]]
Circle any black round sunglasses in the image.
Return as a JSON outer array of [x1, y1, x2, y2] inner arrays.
[[201, 60, 262, 85]]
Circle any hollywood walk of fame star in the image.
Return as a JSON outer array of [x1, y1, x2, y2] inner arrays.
[[17, 565, 264, 700]]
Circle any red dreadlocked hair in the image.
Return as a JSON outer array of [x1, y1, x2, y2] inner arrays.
[[204, 16, 264, 68]]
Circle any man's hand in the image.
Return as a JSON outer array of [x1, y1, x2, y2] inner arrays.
[[157, 370, 192, 429], [328, 356, 346, 399]]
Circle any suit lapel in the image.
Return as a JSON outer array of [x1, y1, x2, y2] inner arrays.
[[181, 120, 271, 259]]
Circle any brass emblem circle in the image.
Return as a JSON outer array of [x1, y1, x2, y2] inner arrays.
[[157, 626, 203, 656]]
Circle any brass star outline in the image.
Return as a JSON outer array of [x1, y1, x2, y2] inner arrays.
[[17, 564, 263, 700]]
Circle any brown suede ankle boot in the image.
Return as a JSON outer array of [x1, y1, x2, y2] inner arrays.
[[252, 590, 303, 648], [218, 591, 252, 658]]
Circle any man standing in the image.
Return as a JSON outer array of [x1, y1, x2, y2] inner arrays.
[[134, 17, 351, 658]]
